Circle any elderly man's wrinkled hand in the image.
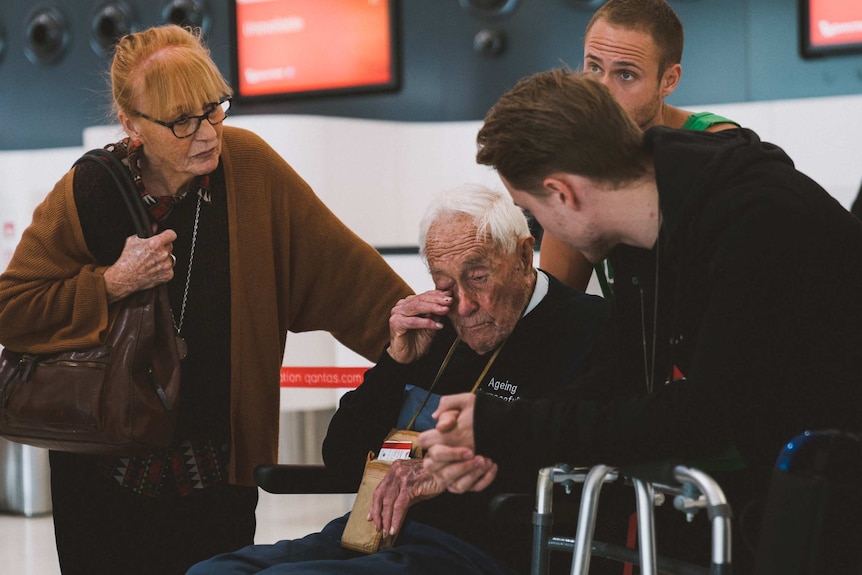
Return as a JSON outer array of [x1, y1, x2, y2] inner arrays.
[[368, 459, 445, 536], [387, 290, 452, 364]]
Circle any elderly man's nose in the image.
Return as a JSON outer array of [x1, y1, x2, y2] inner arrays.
[[455, 288, 479, 315]]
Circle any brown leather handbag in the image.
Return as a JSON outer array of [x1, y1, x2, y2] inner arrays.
[[0, 149, 181, 454]]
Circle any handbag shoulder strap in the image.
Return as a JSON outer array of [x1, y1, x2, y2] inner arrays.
[[73, 149, 152, 239]]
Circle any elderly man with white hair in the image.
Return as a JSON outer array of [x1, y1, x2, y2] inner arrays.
[[189, 185, 607, 575]]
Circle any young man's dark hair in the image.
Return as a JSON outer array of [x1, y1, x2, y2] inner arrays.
[[477, 69, 649, 192]]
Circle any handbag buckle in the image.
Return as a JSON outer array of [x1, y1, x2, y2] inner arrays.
[[17, 354, 37, 382], [1, 354, 36, 407]]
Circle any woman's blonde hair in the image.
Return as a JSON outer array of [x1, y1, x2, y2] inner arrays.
[[111, 25, 232, 119]]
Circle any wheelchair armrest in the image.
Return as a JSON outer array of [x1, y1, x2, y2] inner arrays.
[[254, 464, 357, 494], [489, 492, 533, 524]]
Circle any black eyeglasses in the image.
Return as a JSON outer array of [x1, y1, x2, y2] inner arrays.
[[133, 97, 232, 139]]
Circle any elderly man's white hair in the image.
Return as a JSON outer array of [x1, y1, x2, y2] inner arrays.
[[418, 185, 531, 262]]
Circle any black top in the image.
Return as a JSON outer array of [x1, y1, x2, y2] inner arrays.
[[474, 127, 862, 557], [74, 159, 232, 444]]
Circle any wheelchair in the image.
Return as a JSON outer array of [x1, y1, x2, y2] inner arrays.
[[254, 459, 731, 574]]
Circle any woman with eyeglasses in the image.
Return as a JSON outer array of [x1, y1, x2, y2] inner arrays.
[[0, 24, 411, 575]]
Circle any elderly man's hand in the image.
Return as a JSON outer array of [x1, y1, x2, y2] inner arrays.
[[368, 459, 445, 536], [417, 394, 500, 493], [387, 290, 452, 364]]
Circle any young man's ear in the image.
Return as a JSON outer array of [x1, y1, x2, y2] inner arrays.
[[543, 174, 580, 211], [661, 63, 682, 98]]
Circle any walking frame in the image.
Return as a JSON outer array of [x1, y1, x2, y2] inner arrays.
[[531, 462, 732, 575]]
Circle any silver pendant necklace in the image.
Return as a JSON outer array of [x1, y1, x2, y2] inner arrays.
[[173, 195, 201, 360]]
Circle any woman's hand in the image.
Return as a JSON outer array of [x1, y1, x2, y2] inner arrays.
[[103, 229, 178, 302]]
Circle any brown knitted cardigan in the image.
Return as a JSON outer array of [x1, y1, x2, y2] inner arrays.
[[0, 126, 413, 485]]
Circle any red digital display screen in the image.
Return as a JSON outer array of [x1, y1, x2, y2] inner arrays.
[[801, 0, 862, 57], [232, 0, 399, 99]]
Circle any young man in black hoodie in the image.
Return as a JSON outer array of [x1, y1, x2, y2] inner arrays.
[[418, 69, 862, 571]]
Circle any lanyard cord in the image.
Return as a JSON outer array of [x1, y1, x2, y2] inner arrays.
[[405, 337, 506, 431]]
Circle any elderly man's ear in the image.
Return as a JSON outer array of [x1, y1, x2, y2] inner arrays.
[[516, 235, 535, 273]]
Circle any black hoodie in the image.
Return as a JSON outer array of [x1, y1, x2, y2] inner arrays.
[[475, 127, 862, 564]]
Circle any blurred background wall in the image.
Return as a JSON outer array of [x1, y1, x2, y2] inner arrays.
[[1, 0, 861, 150]]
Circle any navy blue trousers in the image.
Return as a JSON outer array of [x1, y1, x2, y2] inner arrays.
[[187, 513, 518, 575]]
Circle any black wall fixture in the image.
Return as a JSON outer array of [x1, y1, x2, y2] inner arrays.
[[461, 1, 515, 59], [90, 1, 137, 55], [473, 28, 506, 57], [24, 5, 70, 65], [161, 0, 210, 34]]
